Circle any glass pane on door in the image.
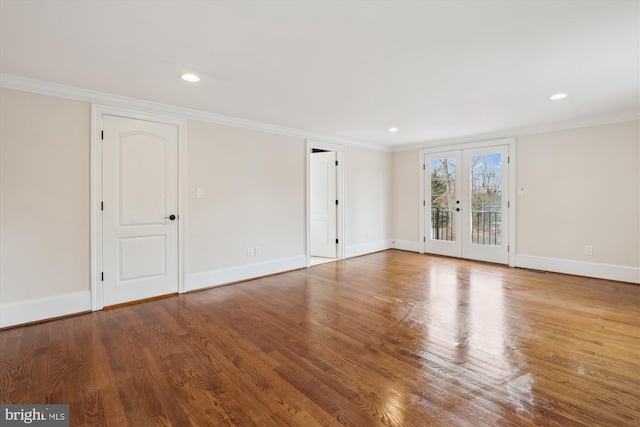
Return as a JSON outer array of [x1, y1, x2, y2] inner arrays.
[[430, 157, 457, 241], [469, 153, 502, 246]]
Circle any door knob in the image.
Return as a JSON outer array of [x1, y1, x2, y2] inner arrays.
[[165, 214, 176, 221], [455, 208, 460, 212]]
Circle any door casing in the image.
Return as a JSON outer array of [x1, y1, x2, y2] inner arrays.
[[419, 138, 516, 267], [91, 105, 186, 311]]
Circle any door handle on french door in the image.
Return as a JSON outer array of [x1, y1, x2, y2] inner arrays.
[[164, 215, 176, 221], [456, 208, 460, 212]]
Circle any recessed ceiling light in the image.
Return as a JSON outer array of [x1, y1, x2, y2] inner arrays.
[[549, 93, 567, 100], [181, 73, 200, 82], [388, 127, 399, 132]]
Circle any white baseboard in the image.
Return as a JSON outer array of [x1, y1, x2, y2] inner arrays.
[[186, 255, 307, 292], [0, 290, 92, 328], [515, 254, 640, 284], [391, 239, 421, 253], [345, 239, 392, 259]]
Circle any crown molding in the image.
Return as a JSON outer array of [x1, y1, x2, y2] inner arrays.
[[3, 73, 635, 154], [0, 74, 391, 152], [392, 111, 640, 152]]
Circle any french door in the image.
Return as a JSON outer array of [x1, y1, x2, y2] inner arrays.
[[423, 145, 509, 264]]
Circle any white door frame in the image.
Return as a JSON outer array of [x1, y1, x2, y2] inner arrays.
[[306, 140, 345, 266], [90, 105, 187, 311], [419, 137, 516, 267]]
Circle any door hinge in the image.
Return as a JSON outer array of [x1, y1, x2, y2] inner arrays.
[[423, 236, 426, 242], [101, 130, 104, 140], [423, 200, 425, 206], [508, 156, 510, 164], [336, 239, 339, 244], [508, 245, 510, 253], [336, 200, 339, 206], [101, 272, 104, 281], [423, 164, 426, 170], [101, 201, 104, 211], [335, 160, 338, 166], [508, 201, 510, 208]]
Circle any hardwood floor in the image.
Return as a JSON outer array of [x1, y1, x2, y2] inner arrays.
[[1, 250, 639, 426]]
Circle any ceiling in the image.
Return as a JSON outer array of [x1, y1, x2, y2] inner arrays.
[[1, 0, 638, 148]]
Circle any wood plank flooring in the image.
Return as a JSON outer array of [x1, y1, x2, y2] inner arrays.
[[1, 250, 639, 426]]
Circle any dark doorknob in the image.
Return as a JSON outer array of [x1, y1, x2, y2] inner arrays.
[[164, 214, 176, 221], [455, 208, 460, 212]]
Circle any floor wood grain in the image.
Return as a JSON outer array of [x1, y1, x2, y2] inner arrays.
[[1, 250, 639, 426]]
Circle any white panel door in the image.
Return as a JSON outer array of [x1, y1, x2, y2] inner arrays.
[[102, 115, 178, 306], [310, 151, 337, 258]]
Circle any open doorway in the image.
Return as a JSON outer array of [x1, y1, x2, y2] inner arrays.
[[306, 141, 344, 266]]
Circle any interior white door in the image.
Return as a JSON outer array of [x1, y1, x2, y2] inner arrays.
[[424, 145, 509, 264], [102, 115, 179, 306], [310, 151, 337, 258]]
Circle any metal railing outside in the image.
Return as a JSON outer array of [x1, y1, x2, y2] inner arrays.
[[471, 211, 501, 246], [431, 209, 501, 246], [431, 208, 455, 241]]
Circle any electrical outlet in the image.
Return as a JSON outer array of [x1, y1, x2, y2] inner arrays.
[[247, 247, 254, 258], [255, 247, 262, 257], [584, 245, 593, 256]]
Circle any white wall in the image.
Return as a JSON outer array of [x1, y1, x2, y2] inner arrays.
[[0, 88, 92, 326], [345, 146, 393, 257], [515, 120, 639, 282], [391, 149, 420, 252], [391, 120, 640, 283], [186, 120, 307, 290]]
